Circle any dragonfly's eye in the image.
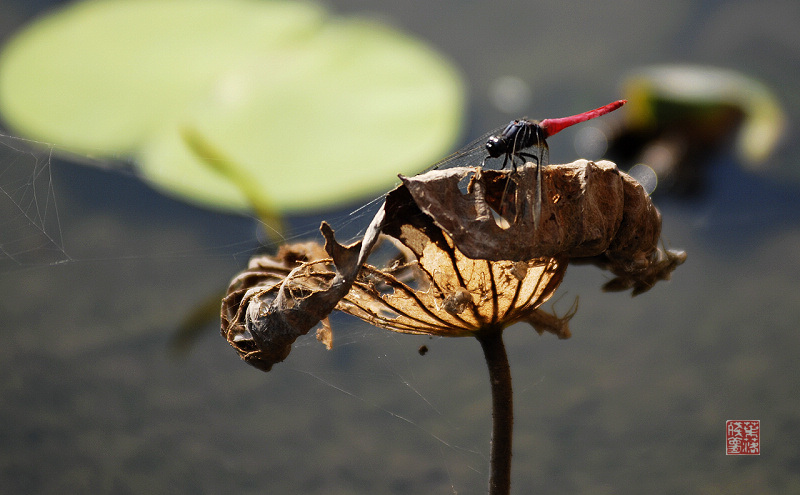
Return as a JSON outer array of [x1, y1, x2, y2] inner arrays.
[[486, 136, 507, 158]]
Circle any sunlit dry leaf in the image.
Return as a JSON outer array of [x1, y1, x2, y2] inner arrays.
[[330, 183, 569, 336], [340, 255, 567, 337]]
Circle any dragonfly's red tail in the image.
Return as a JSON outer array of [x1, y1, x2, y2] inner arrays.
[[540, 99, 626, 138]]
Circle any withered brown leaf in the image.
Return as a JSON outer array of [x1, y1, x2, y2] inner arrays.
[[221, 160, 683, 372]]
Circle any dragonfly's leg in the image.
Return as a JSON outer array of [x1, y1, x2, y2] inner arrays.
[[498, 153, 528, 218], [511, 155, 522, 174], [534, 156, 542, 231], [517, 153, 542, 230], [518, 152, 539, 165], [499, 172, 513, 218]]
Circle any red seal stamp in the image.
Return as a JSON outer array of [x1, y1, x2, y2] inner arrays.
[[726, 420, 760, 455]]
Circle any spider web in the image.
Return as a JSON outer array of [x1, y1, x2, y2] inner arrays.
[[0, 134, 72, 269], [0, 130, 490, 493]]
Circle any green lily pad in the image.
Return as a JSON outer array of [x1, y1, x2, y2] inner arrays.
[[0, 0, 464, 213]]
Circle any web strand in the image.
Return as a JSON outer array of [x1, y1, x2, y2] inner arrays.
[[0, 134, 72, 268]]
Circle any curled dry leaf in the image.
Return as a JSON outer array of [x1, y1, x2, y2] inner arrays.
[[220, 241, 333, 371], [221, 159, 683, 371], [220, 220, 377, 371], [402, 159, 684, 294]]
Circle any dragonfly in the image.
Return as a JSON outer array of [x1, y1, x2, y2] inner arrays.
[[430, 99, 627, 229]]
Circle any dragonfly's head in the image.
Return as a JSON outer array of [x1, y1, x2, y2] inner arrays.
[[485, 135, 508, 158]]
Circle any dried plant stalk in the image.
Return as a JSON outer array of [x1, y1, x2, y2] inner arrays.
[[220, 157, 685, 495]]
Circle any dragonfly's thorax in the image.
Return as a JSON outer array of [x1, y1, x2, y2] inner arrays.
[[485, 119, 544, 158]]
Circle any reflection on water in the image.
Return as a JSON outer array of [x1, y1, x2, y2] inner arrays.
[[2, 0, 800, 493]]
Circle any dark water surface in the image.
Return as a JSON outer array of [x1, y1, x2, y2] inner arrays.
[[2, 0, 800, 493]]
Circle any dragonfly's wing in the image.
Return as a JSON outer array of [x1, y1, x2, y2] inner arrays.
[[427, 126, 504, 172]]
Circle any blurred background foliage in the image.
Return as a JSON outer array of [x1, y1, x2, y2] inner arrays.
[[0, 0, 465, 219]]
